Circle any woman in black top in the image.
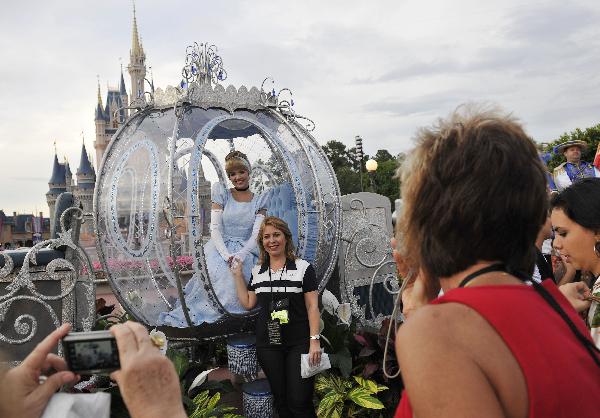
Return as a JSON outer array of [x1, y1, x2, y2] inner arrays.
[[231, 216, 321, 418]]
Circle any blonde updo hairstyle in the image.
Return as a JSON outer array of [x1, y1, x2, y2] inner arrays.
[[225, 150, 251, 175]]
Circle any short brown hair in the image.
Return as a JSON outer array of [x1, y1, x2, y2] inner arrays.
[[397, 105, 547, 283], [257, 216, 296, 264]]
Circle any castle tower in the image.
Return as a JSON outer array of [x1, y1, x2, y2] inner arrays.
[[94, 80, 109, 169], [74, 143, 97, 239], [94, 6, 147, 170], [120, 66, 129, 120], [128, 4, 146, 104], [65, 159, 73, 193], [46, 153, 67, 233]]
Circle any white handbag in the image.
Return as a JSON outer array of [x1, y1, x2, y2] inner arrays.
[[300, 349, 331, 378]]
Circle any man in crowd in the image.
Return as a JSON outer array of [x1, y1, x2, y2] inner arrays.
[[553, 140, 599, 191]]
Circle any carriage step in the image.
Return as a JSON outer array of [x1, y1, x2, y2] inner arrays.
[[226, 333, 259, 378], [242, 378, 273, 418]]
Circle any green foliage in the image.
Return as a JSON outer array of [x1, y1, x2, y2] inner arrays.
[[322, 140, 361, 171], [315, 373, 388, 417], [320, 310, 355, 377], [368, 159, 399, 202], [167, 348, 190, 379], [188, 390, 243, 418], [93, 311, 131, 330], [321, 140, 401, 204], [542, 124, 600, 171]]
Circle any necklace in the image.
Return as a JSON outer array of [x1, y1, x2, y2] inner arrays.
[[458, 263, 506, 288]]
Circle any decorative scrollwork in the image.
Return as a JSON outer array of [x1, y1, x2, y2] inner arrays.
[[0, 253, 14, 279], [180, 42, 227, 89], [0, 206, 95, 351], [0, 296, 59, 348], [260, 78, 316, 131]]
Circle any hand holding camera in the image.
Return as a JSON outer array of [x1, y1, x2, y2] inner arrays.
[[109, 322, 186, 418], [0, 323, 79, 418]]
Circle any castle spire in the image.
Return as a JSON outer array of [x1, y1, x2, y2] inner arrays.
[[95, 78, 105, 121], [131, 2, 142, 57], [120, 64, 127, 96], [128, 1, 146, 102], [97, 76, 102, 107]]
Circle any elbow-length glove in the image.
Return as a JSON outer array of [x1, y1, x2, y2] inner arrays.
[[210, 209, 231, 261], [232, 213, 265, 263]]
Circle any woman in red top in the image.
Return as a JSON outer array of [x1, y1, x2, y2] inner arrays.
[[393, 106, 600, 417]]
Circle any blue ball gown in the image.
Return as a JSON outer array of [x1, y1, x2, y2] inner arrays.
[[158, 183, 268, 326]]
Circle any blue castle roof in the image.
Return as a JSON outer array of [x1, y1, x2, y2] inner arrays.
[[95, 102, 105, 121], [49, 154, 66, 185], [120, 71, 127, 95], [77, 144, 95, 176]]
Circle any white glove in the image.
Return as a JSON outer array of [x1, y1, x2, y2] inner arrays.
[[231, 213, 265, 263], [210, 209, 231, 261]]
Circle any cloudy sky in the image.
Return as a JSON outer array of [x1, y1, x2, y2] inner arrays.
[[1, 0, 600, 215]]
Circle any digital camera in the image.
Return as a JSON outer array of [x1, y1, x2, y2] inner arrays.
[[62, 330, 120, 374]]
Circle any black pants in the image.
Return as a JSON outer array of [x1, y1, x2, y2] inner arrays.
[[257, 342, 316, 418]]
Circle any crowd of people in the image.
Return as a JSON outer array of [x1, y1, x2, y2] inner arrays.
[[2, 105, 600, 417]]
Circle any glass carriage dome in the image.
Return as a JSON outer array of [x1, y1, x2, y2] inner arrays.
[[94, 43, 341, 332]]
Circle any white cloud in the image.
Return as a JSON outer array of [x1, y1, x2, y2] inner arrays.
[[1, 0, 600, 214]]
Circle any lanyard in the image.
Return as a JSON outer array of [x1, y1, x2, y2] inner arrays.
[[268, 264, 287, 306], [458, 263, 506, 288]]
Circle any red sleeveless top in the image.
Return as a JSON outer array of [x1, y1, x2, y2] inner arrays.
[[395, 280, 600, 417]]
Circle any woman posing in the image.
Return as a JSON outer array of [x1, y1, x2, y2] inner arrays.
[[551, 177, 600, 348], [160, 151, 267, 326], [393, 106, 600, 417], [231, 216, 320, 418]]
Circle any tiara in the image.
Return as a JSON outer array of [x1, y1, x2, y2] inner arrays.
[[225, 151, 251, 171]]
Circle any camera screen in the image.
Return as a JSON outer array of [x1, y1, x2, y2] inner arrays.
[[66, 339, 120, 372]]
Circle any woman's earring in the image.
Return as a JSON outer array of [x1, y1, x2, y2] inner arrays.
[[594, 240, 600, 258]]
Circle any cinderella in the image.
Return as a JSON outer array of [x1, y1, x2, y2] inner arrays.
[[159, 151, 268, 326]]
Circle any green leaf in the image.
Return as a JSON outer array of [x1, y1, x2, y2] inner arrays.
[[347, 387, 385, 409], [192, 390, 210, 406], [375, 383, 389, 393], [329, 346, 353, 377], [167, 348, 189, 378], [315, 374, 332, 394], [317, 391, 344, 417], [353, 375, 378, 394], [207, 392, 221, 409]]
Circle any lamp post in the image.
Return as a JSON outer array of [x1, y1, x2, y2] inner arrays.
[[366, 158, 378, 192], [355, 135, 364, 192]]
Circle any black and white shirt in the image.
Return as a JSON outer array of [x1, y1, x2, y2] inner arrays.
[[248, 258, 318, 347]]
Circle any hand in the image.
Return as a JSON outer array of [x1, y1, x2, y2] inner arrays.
[[228, 255, 243, 277], [559, 282, 592, 313], [391, 237, 410, 278], [0, 323, 79, 418], [110, 322, 186, 418], [234, 250, 249, 262], [391, 238, 431, 319], [308, 339, 321, 367]]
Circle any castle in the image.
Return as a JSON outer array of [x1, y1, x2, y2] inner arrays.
[[46, 6, 213, 242], [46, 7, 147, 237]]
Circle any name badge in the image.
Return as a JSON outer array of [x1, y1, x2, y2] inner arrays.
[[267, 320, 282, 345]]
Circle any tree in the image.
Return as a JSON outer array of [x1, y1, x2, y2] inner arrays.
[[322, 140, 355, 171], [322, 140, 400, 204], [369, 159, 399, 202], [374, 149, 394, 162], [542, 124, 600, 171]]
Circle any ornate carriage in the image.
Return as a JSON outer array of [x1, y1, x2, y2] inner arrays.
[[93, 43, 341, 336]]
